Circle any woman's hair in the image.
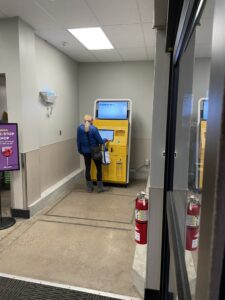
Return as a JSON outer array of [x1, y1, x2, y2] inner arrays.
[[83, 114, 93, 132]]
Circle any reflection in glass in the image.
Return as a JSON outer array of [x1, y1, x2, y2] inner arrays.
[[195, 98, 208, 192], [172, 1, 214, 298], [184, 2, 213, 297]]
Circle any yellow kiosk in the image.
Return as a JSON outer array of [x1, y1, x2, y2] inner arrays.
[[91, 99, 132, 185]]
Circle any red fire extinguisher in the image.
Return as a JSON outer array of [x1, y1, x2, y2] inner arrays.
[[186, 195, 201, 251], [135, 191, 148, 244]]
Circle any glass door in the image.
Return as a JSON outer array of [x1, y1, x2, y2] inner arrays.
[[159, 1, 216, 299], [171, 2, 214, 297]]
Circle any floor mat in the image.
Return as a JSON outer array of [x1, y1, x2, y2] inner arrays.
[[0, 276, 122, 300]]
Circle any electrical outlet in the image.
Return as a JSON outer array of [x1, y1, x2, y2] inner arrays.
[[145, 159, 150, 166]]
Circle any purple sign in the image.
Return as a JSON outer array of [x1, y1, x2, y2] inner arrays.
[[0, 123, 20, 171]]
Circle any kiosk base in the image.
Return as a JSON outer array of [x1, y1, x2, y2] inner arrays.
[[93, 181, 128, 188], [0, 217, 16, 230]]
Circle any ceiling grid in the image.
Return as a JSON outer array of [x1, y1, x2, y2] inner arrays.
[[0, 0, 213, 62]]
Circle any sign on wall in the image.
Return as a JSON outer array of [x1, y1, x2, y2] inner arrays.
[[0, 123, 20, 171]]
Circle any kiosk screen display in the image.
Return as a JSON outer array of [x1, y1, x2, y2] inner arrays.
[[202, 100, 208, 120], [97, 101, 128, 119], [99, 130, 114, 141]]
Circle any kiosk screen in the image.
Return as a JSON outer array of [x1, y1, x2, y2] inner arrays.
[[202, 100, 208, 120], [99, 130, 114, 141], [97, 101, 128, 119]]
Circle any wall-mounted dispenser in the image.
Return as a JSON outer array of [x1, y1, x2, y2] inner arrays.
[[39, 90, 58, 117]]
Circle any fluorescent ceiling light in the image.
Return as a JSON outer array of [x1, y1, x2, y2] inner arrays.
[[195, 0, 205, 22], [68, 27, 114, 50]]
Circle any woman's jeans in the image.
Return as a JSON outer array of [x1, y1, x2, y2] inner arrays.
[[83, 154, 102, 182]]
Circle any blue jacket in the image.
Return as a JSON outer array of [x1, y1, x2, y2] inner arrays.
[[77, 124, 106, 154]]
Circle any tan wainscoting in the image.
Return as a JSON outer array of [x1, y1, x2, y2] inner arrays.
[[26, 150, 41, 207], [26, 139, 80, 206]]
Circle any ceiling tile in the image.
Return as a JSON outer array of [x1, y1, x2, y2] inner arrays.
[[86, 0, 140, 25], [103, 24, 145, 49], [0, 0, 157, 62], [0, 0, 59, 30], [66, 49, 98, 62], [35, 29, 85, 50], [38, 39, 98, 62], [117, 47, 148, 61], [36, 37, 94, 62], [90, 49, 122, 62], [35, 0, 99, 28], [136, 0, 154, 23], [142, 22, 156, 47]]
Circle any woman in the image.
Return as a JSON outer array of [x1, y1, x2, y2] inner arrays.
[[77, 114, 107, 193]]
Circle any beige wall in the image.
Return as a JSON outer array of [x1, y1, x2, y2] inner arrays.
[[130, 137, 151, 173]]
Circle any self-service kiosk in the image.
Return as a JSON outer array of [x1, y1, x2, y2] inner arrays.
[[91, 99, 132, 185]]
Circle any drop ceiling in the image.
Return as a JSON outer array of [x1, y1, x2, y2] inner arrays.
[[0, 0, 214, 63]]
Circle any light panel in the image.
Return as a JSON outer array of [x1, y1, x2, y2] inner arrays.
[[68, 27, 114, 50]]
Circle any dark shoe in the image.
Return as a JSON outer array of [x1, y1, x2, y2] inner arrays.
[[86, 181, 94, 193], [97, 181, 108, 193]]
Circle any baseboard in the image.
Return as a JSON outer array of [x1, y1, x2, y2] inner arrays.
[[11, 209, 30, 219], [144, 289, 174, 300], [130, 169, 149, 180]]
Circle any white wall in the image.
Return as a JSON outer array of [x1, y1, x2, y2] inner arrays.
[[192, 58, 211, 120], [35, 36, 79, 146], [0, 18, 23, 146], [0, 74, 7, 117], [78, 61, 154, 173], [0, 18, 24, 209], [25, 36, 80, 204], [19, 19, 40, 152]]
